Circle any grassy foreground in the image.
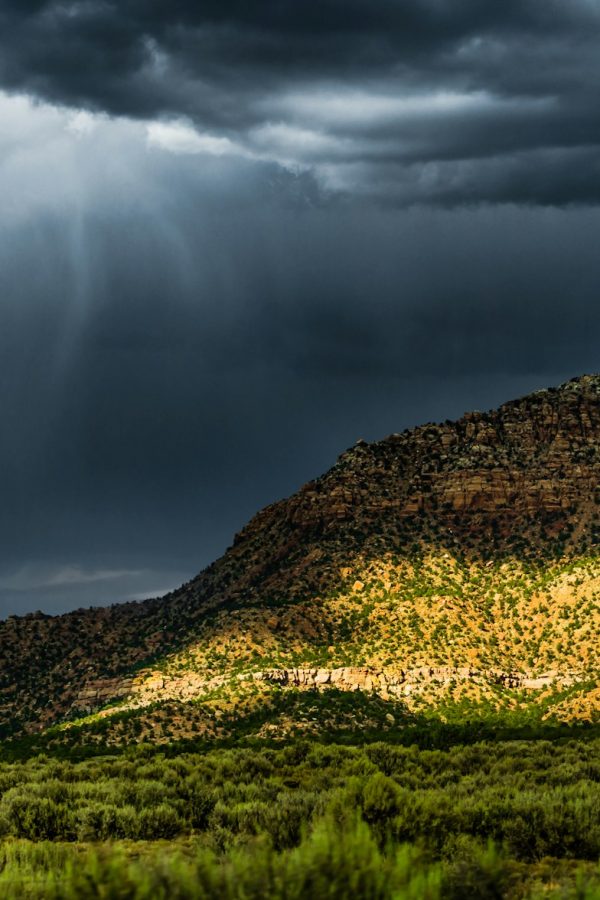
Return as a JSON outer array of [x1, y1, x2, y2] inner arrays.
[[0, 726, 599, 898]]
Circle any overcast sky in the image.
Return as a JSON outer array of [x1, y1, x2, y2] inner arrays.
[[1, 1, 600, 616]]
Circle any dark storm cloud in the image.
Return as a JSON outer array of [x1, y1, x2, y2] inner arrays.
[[1, 5, 600, 616], [1, 92, 599, 619], [1, 1, 600, 204]]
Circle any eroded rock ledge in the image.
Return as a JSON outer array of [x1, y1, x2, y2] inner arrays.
[[71, 665, 583, 714]]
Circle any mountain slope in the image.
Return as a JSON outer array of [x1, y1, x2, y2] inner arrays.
[[1, 374, 600, 742]]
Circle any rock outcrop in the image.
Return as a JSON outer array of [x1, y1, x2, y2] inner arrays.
[[72, 665, 584, 717], [264, 374, 600, 533]]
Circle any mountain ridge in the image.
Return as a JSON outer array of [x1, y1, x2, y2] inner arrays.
[[1, 374, 599, 743]]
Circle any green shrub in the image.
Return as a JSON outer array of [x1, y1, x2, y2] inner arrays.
[[362, 773, 401, 825]]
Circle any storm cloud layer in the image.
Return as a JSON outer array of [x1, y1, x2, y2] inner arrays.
[[1, 0, 600, 204], [0, 5, 599, 615]]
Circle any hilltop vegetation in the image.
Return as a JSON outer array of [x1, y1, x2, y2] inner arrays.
[[7, 545, 592, 752]]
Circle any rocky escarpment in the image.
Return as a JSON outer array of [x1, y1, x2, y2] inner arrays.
[[2, 374, 600, 737], [260, 374, 600, 534], [72, 665, 584, 716]]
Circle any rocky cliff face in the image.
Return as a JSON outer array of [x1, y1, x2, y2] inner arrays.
[[1, 374, 600, 739], [260, 373, 600, 533]]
